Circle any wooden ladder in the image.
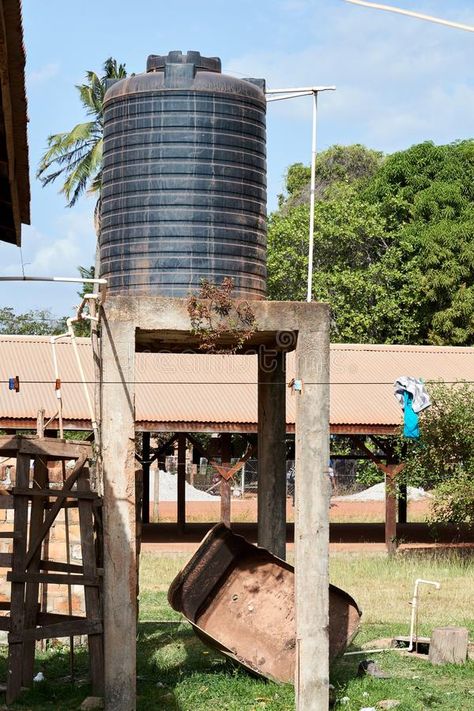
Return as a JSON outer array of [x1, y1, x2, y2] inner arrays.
[[0, 435, 104, 704]]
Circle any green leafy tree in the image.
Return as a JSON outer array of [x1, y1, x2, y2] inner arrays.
[[0, 308, 66, 335], [364, 141, 474, 345], [278, 144, 383, 208], [268, 182, 424, 342], [401, 382, 474, 527], [37, 57, 127, 207], [268, 140, 474, 346]]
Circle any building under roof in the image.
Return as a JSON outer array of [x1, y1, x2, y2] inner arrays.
[[0, 335, 472, 433], [0, 0, 30, 245]]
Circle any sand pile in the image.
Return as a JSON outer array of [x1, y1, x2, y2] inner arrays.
[[156, 469, 219, 502], [334, 482, 432, 502]]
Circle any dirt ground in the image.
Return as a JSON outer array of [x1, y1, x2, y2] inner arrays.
[[152, 497, 431, 523]]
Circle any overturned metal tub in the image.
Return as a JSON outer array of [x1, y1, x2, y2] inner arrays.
[[168, 523, 361, 683]]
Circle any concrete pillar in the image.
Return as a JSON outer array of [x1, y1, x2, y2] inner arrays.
[[294, 326, 330, 711], [257, 350, 287, 559], [101, 316, 136, 711]]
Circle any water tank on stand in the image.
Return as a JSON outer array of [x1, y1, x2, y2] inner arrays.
[[100, 50, 267, 299]]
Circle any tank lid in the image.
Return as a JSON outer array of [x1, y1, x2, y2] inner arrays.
[[147, 51, 222, 74]]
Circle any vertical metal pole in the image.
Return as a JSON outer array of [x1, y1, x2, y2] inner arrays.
[[306, 91, 318, 303]]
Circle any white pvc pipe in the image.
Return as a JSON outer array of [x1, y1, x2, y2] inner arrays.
[[344, 647, 393, 655], [49, 294, 100, 445], [343, 0, 474, 33], [0, 276, 106, 284], [50, 336, 65, 439], [266, 92, 313, 103], [67, 313, 99, 446], [306, 91, 318, 302], [266, 86, 336, 94], [407, 579, 441, 652]]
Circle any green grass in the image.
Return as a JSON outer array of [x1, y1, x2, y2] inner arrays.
[[0, 550, 472, 709]]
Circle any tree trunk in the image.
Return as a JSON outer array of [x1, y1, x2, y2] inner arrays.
[[429, 626, 468, 665]]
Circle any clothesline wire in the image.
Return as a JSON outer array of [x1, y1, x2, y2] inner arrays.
[[1, 379, 473, 386]]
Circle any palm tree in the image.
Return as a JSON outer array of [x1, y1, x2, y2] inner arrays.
[[37, 57, 127, 207]]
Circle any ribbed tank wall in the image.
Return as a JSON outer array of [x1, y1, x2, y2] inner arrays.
[[100, 52, 267, 299]]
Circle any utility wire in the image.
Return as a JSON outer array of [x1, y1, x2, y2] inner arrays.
[[0, 379, 472, 386], [343, 0, 474, 33]]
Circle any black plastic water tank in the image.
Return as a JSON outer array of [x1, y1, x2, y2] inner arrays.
[[100, 50, 267, 299]]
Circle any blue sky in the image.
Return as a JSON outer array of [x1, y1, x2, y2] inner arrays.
[[2, 0, 474, 315]]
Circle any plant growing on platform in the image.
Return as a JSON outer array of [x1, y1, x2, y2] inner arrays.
[[187, 278, 257, 353]]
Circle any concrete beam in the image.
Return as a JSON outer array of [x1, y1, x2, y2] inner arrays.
[[102, 296, 328, 353], [258, 350, 286, 559], [100, 316, 136, 710]]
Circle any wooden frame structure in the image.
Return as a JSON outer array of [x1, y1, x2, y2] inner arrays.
[[0, 435, 103, 703]]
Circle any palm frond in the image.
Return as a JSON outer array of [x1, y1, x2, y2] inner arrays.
[[37, 57, 127, 206]]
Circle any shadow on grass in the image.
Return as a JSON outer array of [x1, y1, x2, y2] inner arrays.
[[330, 638, 366, 704], [136, 620, 295, 710], [0, 643, 94, 708], [0, 619, 318, 709], [137, 620, 254, 709]]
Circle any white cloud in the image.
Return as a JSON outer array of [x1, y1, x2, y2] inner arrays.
[[1, 212, 95, 278], [227, 1, 474, 153], [27, 63, 60, 86], [0, 210, 96, 313]]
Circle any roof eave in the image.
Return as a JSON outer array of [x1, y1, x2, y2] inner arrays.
[[0, 0, 30, 246]]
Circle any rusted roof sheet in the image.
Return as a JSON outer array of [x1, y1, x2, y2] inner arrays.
[[0, 336, 472, 432]]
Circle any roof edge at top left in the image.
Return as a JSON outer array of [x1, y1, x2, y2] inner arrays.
[[0, 0, 30, 246]]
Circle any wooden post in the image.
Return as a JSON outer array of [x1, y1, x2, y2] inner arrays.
[[294, 325, 330, 711], [78, 467, 104, 694], [219, 433, 232, 527], [101, 317, 136, 711], [398, 482, 407, 524], [141, 432, 150, 525], [353, 439, 405, 556], [36, 409, 45, 438], [258, 350, 287, 559], [177, 434, 186, 533], [22, 453, 49, 685], [153, 466, 160, 522], [6, 454, 30, 704], [385, 465, 398, 556], [384, 462, 404, 555]]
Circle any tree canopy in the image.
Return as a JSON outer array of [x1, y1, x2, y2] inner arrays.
[[401, 381, 474, 526], [268, 141, 474, 346], [0, 308, 66, 336]]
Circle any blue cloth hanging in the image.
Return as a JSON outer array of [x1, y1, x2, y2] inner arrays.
[[403, 390, 419, 439]]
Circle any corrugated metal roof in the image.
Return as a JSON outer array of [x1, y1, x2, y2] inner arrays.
[[0, 336, 472, 431]]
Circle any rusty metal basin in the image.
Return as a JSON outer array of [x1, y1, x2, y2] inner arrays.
[[168, 523, 361, 683]]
